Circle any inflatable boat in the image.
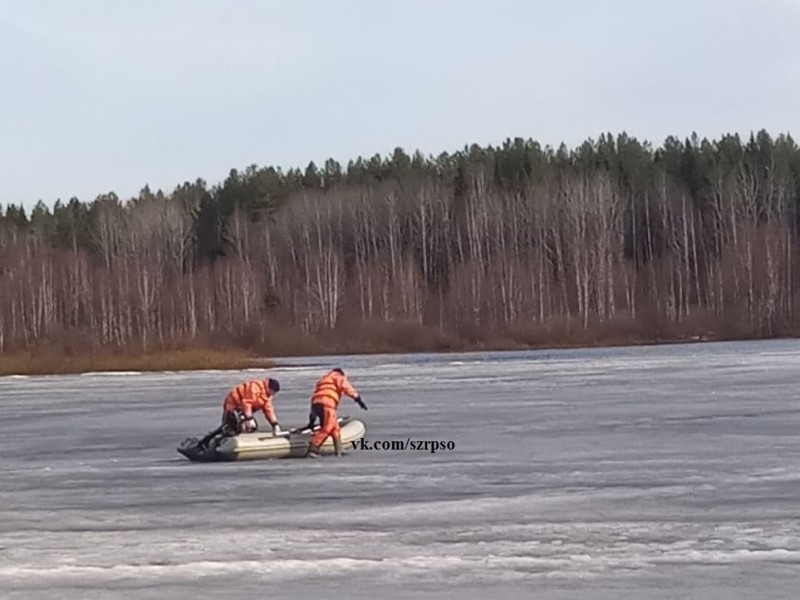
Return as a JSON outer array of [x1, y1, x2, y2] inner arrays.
[[177, 416, 366, 462]]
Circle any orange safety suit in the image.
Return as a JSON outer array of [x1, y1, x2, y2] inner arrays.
[[309, 370, 359, 449], [222, 379, 278, 429]]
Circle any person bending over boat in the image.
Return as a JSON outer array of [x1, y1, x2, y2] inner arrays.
[[306, 368, 367, 457], [222, 377, 282, 435]]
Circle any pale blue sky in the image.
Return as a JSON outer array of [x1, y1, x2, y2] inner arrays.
[[2, 0, 798, 206]]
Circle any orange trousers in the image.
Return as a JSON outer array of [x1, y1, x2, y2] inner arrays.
[[309, 403, 339, 447]]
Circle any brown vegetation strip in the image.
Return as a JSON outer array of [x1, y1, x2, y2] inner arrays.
[[0, 347, 271, 376], [0, 324, 720, 376]]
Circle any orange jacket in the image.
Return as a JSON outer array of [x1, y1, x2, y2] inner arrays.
[[311, 370, 359, 409], [223, 380, 277, 424]]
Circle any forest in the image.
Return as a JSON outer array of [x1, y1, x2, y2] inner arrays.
[[2, 130, 800, 365]]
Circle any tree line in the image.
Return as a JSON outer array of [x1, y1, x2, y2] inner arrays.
[[2, 130, 799, 355]]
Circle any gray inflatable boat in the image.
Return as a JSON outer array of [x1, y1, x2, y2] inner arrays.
[[177, 416, 367, 461]]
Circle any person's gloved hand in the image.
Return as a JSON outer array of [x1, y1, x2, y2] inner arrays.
[[354, 396, 368, 411]]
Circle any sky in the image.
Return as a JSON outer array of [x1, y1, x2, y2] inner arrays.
[[1, 0, 799, 207]]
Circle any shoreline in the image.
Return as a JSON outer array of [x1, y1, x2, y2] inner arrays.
[[0, 332, 770, 377], [0, 347, 273, 377]]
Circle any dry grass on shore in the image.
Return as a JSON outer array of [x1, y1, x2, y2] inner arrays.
[[260, 314, 723, 358], [0, 310, 747, 377], [0, 346, 270, 376]]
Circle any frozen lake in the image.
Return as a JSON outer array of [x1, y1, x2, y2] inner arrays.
[[1, 340, 799, 599]]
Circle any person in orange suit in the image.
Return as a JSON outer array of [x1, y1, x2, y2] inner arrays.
[[306, 368, 367, 457], [222, 377, 282, 435]]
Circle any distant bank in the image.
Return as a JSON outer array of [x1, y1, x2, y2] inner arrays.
[[0, 331, 723, 376], [0, 346, 272, 376]]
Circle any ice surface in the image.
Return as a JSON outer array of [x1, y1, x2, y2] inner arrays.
[[1, 340, 799, 599]]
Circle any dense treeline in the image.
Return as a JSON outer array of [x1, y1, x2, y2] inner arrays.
[[2, 130, 800, 356]]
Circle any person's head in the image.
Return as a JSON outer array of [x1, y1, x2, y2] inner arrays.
[[266, 377, 281, 394], [331, 368, 345, 376]]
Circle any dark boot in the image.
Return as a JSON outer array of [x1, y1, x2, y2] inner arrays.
[[333, 434, 342, 457], [306, 443, 321, 458]]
